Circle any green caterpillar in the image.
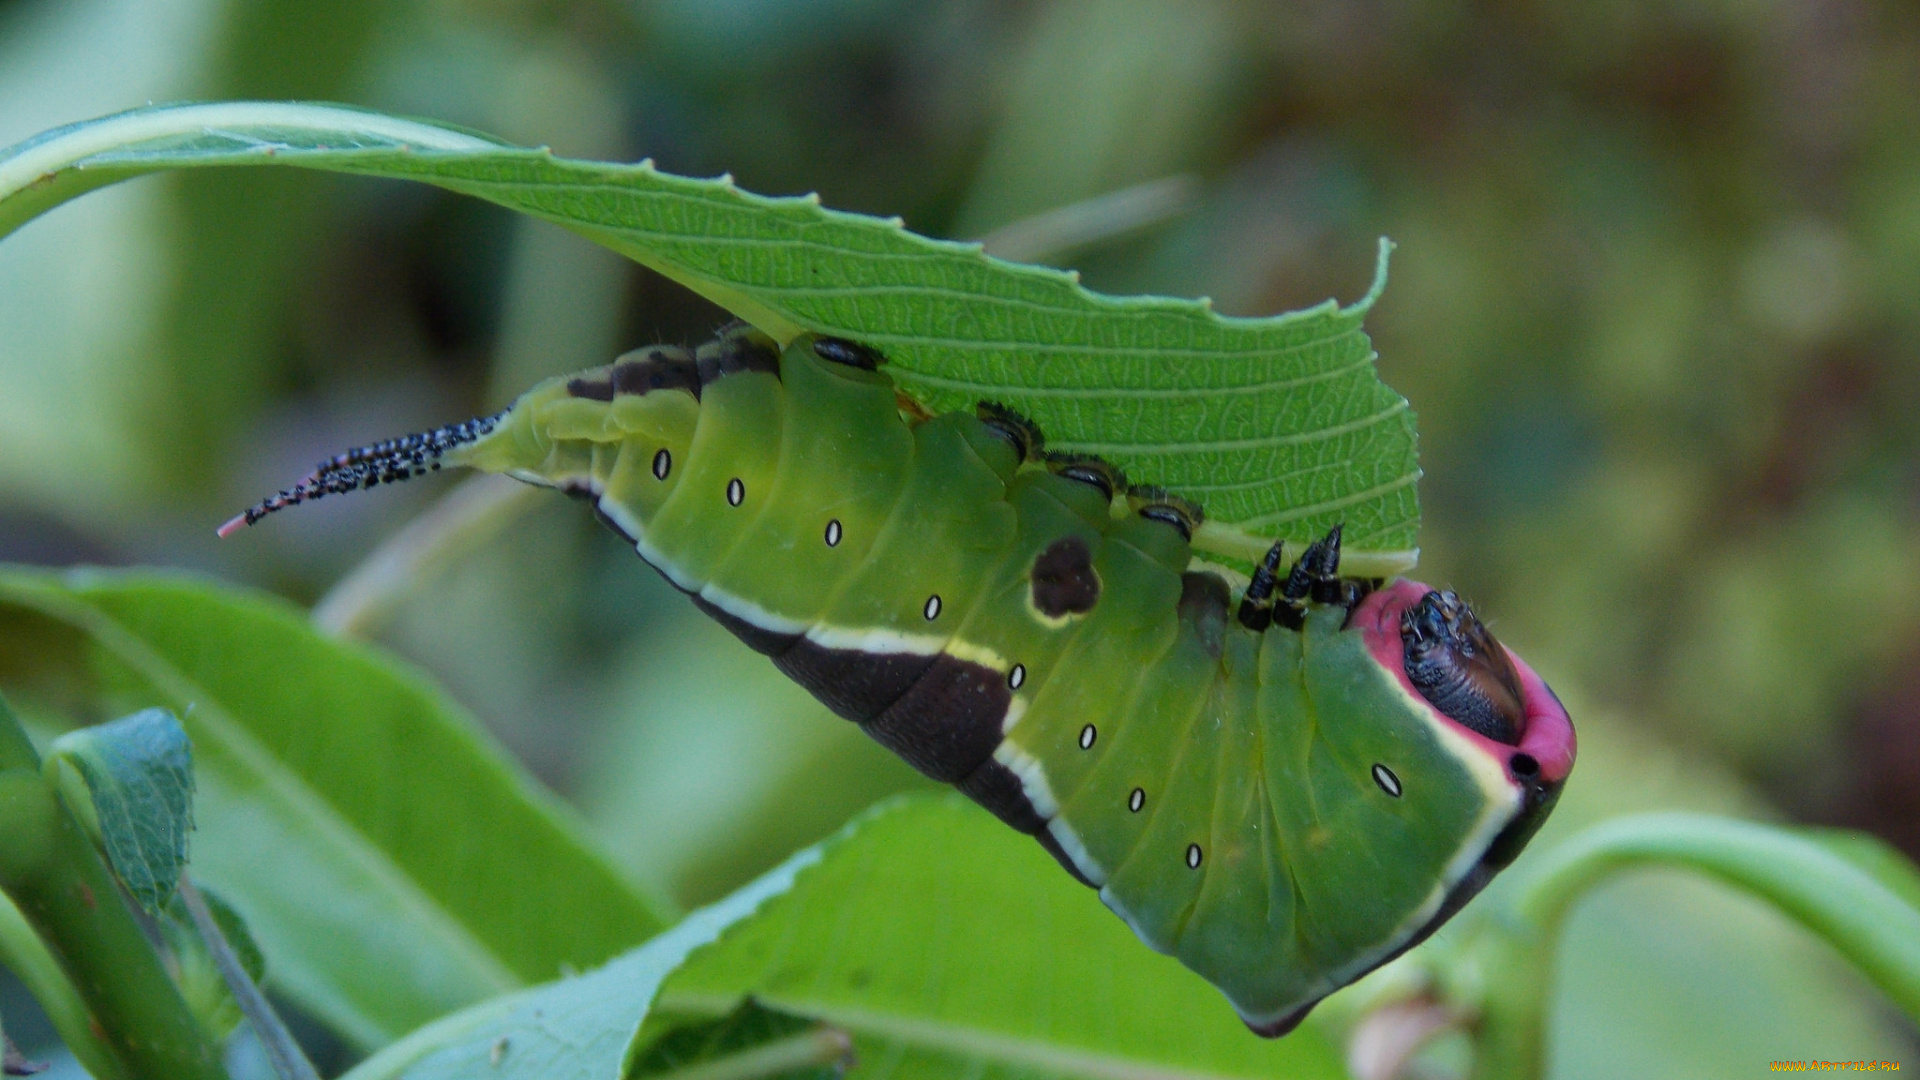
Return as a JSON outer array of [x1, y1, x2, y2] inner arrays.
[[225, 324, 1576, 1036]]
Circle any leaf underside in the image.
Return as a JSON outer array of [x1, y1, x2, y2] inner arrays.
[[0, 103, 1420, 566]]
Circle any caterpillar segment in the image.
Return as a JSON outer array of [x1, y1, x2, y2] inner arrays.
[[224, 324, 1576, 1037]]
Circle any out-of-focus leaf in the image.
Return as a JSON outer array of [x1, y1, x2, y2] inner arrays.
[[341, 846, 824, 1080], [657, 795, 1348, 1080], [0, 567, 672, 1049], [0, 102, 1420, 571], [626, 1000, 850, 1080], [45, 707, 193, 915]]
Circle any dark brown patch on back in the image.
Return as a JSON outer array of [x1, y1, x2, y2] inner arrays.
[[862, 653, 1010, 783], [774, 639, 937, 722], [1178, 571, 1232, 657], [566, 375, 615, 401], [612, 346, 701, 398], [1030, 536, 1100, 617], [696, 326, 781, 384]]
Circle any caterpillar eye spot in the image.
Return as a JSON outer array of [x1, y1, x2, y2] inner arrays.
[[923, 594, 942, 620], [825, 518, 843, 547], [1079, 724, 1096, 749], [1372, 763, 1403, 798], [1008, 664, 1026, 689], [652, 448, 671, 480], [1186, 844, 1203, 869], [1129, 787, 1145, 812], [726, 477, 746, 506]]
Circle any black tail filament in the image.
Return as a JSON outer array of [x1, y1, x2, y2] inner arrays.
[[217, 412, 505, 537]]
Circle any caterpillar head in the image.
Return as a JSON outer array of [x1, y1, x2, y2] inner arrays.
[[1352, 579, 1575, 803]]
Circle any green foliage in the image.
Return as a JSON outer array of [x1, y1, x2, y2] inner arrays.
[[0, 102, 1419, 571], [0, 567, 670, 1047], [627, 1000, 849, 1080], [45, 708, 194, 916], [657, 795, 1348, 1080]]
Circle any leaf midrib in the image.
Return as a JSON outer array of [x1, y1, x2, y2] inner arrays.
[[655, 992, 1276, 1080]]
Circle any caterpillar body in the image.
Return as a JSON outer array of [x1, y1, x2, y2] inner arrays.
[[226, 324, 1576, 1036]]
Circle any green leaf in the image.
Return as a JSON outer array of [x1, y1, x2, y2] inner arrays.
[[0, 102, 1419, 572], [657, 795, 1347, 1080], [45, 708, 194, 915], [341, 846, 823, 1080], [627, 1001, 851, 1080], [0, 567, 673, 1049]]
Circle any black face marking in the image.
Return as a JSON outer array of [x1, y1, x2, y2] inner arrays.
[[696, 325, 781, 384], [825, 519, 843, 547], [812, 337, 883, 370], [611, 346, 701, 398], [975, 403, 1043, 461], [1177, 572, 1231, 657], [566, 376, 615, 401], [1030, 536, 1100, 618], [652, 448, 671, 480], [864, 653, 1012, 782], [1128, 787, 1145, 812], [774, 639, 936, 722], [726, 478, 745, 506], [1078, 724, 1096, 750], [923, 595, 942, 620], [1186, 844, 1203, 869], [1007, 664, 1025, 690], [1401, 590, 1527, 745], [1372, 763, 1403, 798]]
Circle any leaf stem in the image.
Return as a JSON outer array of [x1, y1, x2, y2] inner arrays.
[[1470, 813, 1920, 1080], [178, 877, 319, 1080]]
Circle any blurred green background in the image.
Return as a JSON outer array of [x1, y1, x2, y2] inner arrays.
[[1, 0, 1917, 1075]]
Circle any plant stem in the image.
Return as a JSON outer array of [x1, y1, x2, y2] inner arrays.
[[0, 889, 120, 1080], [310, 473, 541, 638], [177, 878, 318, 1080], [1471, 812, 1920, 1080]]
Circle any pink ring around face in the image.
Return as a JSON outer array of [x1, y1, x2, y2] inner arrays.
[[1352, 578, 1576, 785]]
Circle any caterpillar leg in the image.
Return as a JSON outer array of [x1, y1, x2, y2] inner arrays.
[[1234, 524, 1367, 632]]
